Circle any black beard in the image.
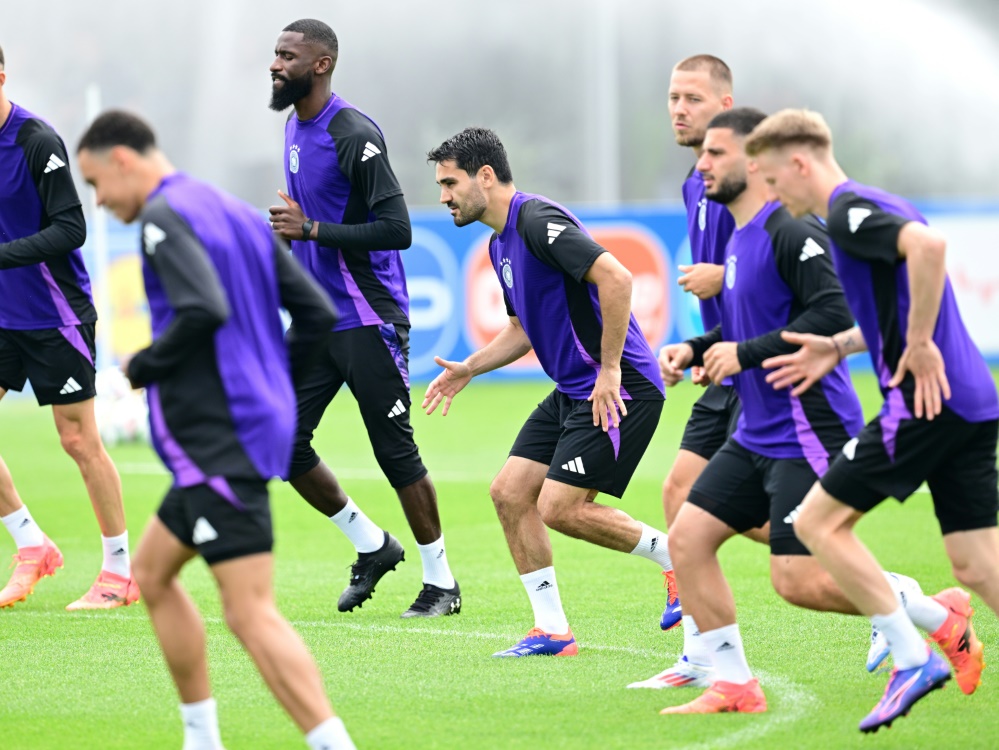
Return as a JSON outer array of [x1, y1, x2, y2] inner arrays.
[[269, 71, 314, 112], [706, 175, 747, 205]]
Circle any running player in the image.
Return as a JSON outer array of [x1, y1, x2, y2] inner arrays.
[[425, 127, 670, 657], [0, 43, 137, 611], [268, 19, 459, 618], [749, 108, 996, 732], [77, 110, 356, 750]]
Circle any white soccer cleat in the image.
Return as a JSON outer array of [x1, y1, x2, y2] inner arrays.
[[867, 572, 925, 673], [626, 656, 713, 689], [866, 626, 890, 673]]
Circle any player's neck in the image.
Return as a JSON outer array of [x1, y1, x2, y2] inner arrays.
[[481, 183, 518, 234], [139, 151, 178, 204], [0, 94, 11, 128], [293, 83, 333, 122], [811, 160, 849, 219], [726, 183, 769, 228]]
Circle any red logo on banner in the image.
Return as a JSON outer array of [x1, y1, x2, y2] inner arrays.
[[464, 224, 669, 366]]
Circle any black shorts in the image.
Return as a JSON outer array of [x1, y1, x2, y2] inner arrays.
[[157, 478, 273, 565], [0, 324, 96, 406], [688, 438, 815, 556], [290, 323, 427, 488], [509, 389, 663, 498], [678, 383, 741, 460], [820, 408, 999, 535]]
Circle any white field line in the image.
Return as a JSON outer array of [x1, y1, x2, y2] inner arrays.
[[13, 611, 817, 748]]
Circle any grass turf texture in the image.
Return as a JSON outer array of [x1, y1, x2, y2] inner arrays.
[[1, 373, 998, 749]]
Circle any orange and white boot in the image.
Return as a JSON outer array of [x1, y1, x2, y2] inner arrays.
[[0, 536, 64, 608], [66, 570, 140, 611]]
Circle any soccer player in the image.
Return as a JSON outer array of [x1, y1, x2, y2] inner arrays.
[[749, 109, 996, 732], [77, 110, 356, 750], [0, 43, 137, 610], [267, 19, 459, 618], [655, 109, 958, 716], [425, 127, 671, 657]]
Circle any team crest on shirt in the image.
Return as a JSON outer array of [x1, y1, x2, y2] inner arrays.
[[289, 144, 301, 174], [501, 257, 514, 288], [725, 255, 737, 289], [698, 198, 707, 231]]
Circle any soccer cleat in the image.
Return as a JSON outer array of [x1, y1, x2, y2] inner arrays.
[[492, 627, 578, 657], [627, 656, 713, 689], [0, 537, 64, 608], [928, 587, 984, 695], [66, 570, 140, 610], [660, 569, 682, 631], [867, 626, 890, 673], [858, 650, 950, 733], [337, 532, 405, 612], [659, 677, 766, 714], [400, 581, 462, 618]]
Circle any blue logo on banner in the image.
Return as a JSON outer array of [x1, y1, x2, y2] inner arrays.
[[405, 227, 462, 378]]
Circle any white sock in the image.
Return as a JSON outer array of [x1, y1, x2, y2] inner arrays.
[[682, 615, 711, 667], [180, 698, 225, 750], [102, 531, 131, 577], [417, 535, 455, 589], [701, 624, 752, 684], [1, 505, 45, 549], [520, 566, 570, 634], [630, 523, 672, 571], [306, 717, 356, 750], [871, 606, 930, 670], [884, 571, 948, 633], [330, 498, 384, 554]]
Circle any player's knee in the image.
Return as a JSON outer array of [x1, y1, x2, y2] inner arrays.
[[770, 566, 812, 607], [131, 555, 167, 603], [58, 425, 90, 462], [663, 471, 692, 508], [489, 475, 528, 516], [536, 495, 574, 534], [950, 558, 990, 592]]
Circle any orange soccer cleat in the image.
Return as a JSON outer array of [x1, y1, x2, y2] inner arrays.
[[0, 536, 64, 608], [929, 587, 984, 695], [66, 570, 140, 611], [660, 678, 767, 714]]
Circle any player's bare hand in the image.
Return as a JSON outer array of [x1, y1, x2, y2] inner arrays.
[[763, 331, 839, 396], [888, 339, 951, 420], [588, 366, 627, 432], [268, 190, 309, 240], [423, 356, 473, 416], [690, 366, 711, 387], [703, 341, 741, 384], [677, 263, 724, 300], [658, 343, 691, 387]]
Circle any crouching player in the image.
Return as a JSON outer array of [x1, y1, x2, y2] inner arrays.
[[77, 111, 356, 750]]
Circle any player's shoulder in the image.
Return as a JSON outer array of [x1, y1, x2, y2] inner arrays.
[[764, 203, 829, 255], [327, 106, 384, 145], [14, 115, 65, 152], [516, 196, 574, 236]]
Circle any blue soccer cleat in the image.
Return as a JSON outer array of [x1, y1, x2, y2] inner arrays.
[[859, 650, 950, 733], [660, 570, 682, 631], [493, 628, 578, 657]]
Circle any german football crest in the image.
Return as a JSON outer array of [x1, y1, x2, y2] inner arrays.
[[289, 144, 301, 174], [501, 258, 514, 288], [725, 255, 737, 289], [698, 198, 707, 231]]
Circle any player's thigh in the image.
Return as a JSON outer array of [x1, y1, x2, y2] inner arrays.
[[8, 326, 95, 407], [491, 455, 550, 506], [292, 332, 343, 440], [678, 383, 738, 461], [547, 398, 663, 500], [762, 457, 819, 556], [157, 479, 273, 567], [926, 419, 999, 535], [686, 439, 770, 535], [665, 450, 711, 495], [508, 389, 567, 471], [133, 514, 199, 589], [338, 324, 413, 417]]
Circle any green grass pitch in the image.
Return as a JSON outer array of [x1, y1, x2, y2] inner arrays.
[[2, 373, 998, 749]]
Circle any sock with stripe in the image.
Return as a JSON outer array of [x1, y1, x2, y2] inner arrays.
[[701, 623, 753, 684], [102, 531, 131, 577], [417, 535, 456, 589], [2, 505, 45, 549], [330, 498, 384, 554], [629, 522, 672, 571], [521, 566, 570, 634]]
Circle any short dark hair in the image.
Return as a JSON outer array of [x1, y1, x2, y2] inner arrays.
[[707, 107, 768, 137], [674, 54, 732, 92], [77, 110, 157, 154], [426, 127, 513, 184], [284, 18, 338, 72]]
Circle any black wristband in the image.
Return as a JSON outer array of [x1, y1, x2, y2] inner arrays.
[[301, 219, 315, 242]]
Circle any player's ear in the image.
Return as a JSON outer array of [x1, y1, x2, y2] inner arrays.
[[315, 55, 333, 76], [478, 164, 495, 188], [791, 152, 809, 177]]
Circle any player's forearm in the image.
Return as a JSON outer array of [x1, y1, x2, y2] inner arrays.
[[465, 321, 532, 376], [126, 308, 226, 386], [0, 208, 86, 269], [832, 326, 867, 357], [902, 231, 947, 344], [313, 195, 412, 252], [738, 292, 854, 369], [685, 324, 723, 367], [595, 272, 632, 370]]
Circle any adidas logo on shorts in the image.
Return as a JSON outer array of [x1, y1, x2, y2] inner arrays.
[[59, 377, 83, 395], [560, 456, 585, 474]]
